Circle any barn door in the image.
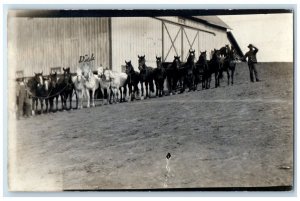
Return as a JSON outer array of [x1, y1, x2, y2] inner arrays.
[[162, 21, 182, 62], [162, 20, 216, 62], [182, 27, 200, 61]]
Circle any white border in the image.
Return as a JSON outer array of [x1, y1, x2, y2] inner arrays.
[[1, 1, 299, 200]]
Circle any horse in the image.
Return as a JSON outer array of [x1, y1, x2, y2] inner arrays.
[[47, 72, 60, 112], [154, 56, 167, 97], [97, 66, 112, 105], [26, 72, 48, 115], [179, 49, 196, 92], [208, 49, 222, 88], [72, 68, 85, 109], [138, 55, 155, 99], [218, 45, 237, 85], [165, 56, 181, 95], [57, 67, 75, 110], [195, 51, 209, 89], [82, 68, 100, 107], [125, 60, 140, 101], [99, 68, 128, 103]]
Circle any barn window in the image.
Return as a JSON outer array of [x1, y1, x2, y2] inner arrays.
[[178, 17, 186, 25], [16, 70, 24, 78], [50, 67, 61, 74]]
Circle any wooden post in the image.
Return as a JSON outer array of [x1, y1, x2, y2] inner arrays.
[[181, 26, 184, 60], [108, 17, 112, 70], [162, 21, 164, 62]]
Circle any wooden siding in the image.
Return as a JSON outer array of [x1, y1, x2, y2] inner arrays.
[[111, 17, 162, 72], [8, 17, 110, 77]]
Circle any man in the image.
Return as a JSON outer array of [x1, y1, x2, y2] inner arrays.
[[16, 77, 31, 119], [244, 44, 260, 82]]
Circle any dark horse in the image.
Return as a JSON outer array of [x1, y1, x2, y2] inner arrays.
[[26, 72, 48, 115], [154, 56, 167, 97], [138, 55, 155, 99], [57, 67, 75, 110], [208, 49, 222, 88], [165, 56, 181, 95], [178, 50, 196, 92], [195, 51, 209, 89], [218, 45, 236, 85], [125, 60, 140, 101], [47, 72, 60, 112]]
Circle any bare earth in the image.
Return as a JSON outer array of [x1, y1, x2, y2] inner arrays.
[[9, 62, 293, 191]]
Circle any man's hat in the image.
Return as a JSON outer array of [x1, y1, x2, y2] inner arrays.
[[248, 44, 253, 48]]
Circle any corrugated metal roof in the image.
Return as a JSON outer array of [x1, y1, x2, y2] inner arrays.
[[191, 16, 231, 30]]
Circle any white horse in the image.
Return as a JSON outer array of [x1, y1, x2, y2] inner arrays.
[[97, 66, 112, 105], [82, 68, 100, 108], [72, 68, 86, 109], [97, 66, 128, 103]]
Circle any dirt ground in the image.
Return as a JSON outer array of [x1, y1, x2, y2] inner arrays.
[[8, 62, 293, 191]]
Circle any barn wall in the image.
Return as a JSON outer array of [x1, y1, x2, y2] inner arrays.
[[111, 17, 162, 72], [8, 17, 110, 77]]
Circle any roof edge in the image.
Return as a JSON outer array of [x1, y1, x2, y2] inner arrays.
[[187, 16, 231, 30]]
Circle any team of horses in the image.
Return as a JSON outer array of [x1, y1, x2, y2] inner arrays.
[[25, 46, 238, 115]]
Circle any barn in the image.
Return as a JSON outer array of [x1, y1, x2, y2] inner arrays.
[[8, 11, 239, 78]]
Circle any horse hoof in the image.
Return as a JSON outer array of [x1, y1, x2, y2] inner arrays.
[[32, 111, 35, 116], [140, 96, 144, 100]]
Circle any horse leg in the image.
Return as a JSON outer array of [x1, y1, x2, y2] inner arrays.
[[39, 98, 44, 114], [116, 87, 120, 103], [155, 81, 159, 97], [106, 88, 110, 104], [45, 98, 49, 113], [119, 87, 122, 102], [227, 69, 230, 86], [55, 96, 58, 111], [214, 72, 217, 88], [140, 81, 144, 100], [110, 88, 115, 103], [74, 91, 78, 109], [31, 98, 35, 116], [69, 91, 73, 110], [79, 90, 84, 109], [91, 89, 95, 107], [123, 86, 127, 102], [59, 95, 63, 110], [145, 82, 149, 98], [167, 76, 171, 95], [231, 67, 235, 85], [134, 84, 139, 100]]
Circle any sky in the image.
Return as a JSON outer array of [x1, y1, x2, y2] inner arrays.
[[219, 13, 293, 62]]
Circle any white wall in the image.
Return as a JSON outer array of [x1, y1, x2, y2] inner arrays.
[[111, 17, 162, 72]]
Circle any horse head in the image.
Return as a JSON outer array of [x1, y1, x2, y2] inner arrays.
[[49, 72, 58, 88], [187, 50, 195, 64], [103, 69, 111, 82], [97, 66, 104, 77], [156, 56, 162, 68], [172, 56, 181, 69], [138, 55, 146, 71], [125, 60, 133, 75], [34, 72, 44, 87], [199, 51, 207, 61], [63, 67, 72, 82]]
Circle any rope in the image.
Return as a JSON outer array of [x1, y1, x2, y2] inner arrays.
[[23, 82, 72, 99]]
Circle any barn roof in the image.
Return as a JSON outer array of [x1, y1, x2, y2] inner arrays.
[[190, 16, 231, 30]]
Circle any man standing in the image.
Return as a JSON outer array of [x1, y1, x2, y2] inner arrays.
[[244, 44, 260, 82]]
